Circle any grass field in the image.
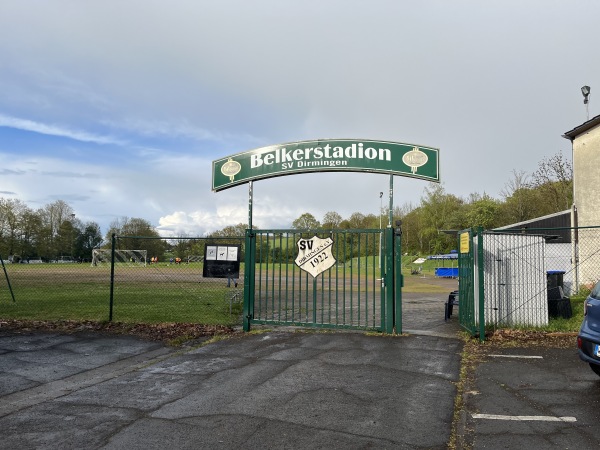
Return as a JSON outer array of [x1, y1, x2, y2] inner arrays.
[[1, 260, 581, 332], [0, 260, 444, 324], [0, 263, 243, 324]]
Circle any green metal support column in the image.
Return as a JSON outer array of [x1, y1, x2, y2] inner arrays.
[[385, 227, 395, 333], [243, 181, 255, 332], [394, 221, 403, 334], [243, 228, 255, 332], [477, 227, 485, 342], [109, 233, 115, 321]]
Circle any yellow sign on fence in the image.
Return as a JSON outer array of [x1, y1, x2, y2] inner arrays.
[[460, 232, 470, 253]]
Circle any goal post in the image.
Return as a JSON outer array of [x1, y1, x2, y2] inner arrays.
[[91, 249, 148, 267]]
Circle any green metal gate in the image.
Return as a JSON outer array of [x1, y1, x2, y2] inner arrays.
[[243, 227, 401, 333], [457, 227, 485, 341]]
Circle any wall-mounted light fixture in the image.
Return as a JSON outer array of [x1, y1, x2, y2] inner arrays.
[[582, 85, 591, 120]]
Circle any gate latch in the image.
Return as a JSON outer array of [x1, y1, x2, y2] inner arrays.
[[377, 277, 385, 288]]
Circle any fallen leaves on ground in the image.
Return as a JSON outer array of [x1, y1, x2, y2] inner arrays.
[[0, 319, 239, 344], [484, 328, 577, 349]]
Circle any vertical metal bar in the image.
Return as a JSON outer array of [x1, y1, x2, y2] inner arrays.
[[343, 232, 347, 325], [395, 224, 403, 334], [313, 277, 317, 325], [356, 233, 362, 326], [371, 232, 375, 328], [385, 227, 394, 333], [335, 232, 340, 325], [292, 232, 296, 322], [388, 175, 394, 227], [363, 232, 369, 327], [278, 233, 284, 321], [257, 233, 263, 320], [266, 233, 273, 320], [248, 181, 253, 230], [320, 233, 324, 325], [0, 254, 16, 302], [109, 233, 116, 321], [243, 228, 254, 331], [350, 233, 354, 325], [304, 257, 309, 323], [477, 227, 486, 342], [380, 229, 385, 330], [329, 242, 333, 325]]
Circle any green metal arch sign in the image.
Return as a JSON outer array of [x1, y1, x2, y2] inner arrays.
[[212, 138, 439, 191]]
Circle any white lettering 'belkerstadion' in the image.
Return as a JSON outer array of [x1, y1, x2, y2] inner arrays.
[[250, 143, 392, 168]]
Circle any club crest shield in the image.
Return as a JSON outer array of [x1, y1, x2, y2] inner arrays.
[[295, 235, 336, 278]]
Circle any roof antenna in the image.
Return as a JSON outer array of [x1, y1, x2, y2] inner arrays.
[[581, 85, 591, 120]]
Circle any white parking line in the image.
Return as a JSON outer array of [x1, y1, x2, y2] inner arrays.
[[488, 354, 543, 359], [473, 414, 576, 422]]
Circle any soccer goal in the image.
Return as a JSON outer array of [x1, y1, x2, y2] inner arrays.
[[91, 249, 148, 267]]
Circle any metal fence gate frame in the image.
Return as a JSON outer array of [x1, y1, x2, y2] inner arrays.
[[458, 228, 485, 341], [458, 225, 600, 342], [243, 227, 402, 333]]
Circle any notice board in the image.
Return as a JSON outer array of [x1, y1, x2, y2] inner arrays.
[[203, 244, 240, 279]]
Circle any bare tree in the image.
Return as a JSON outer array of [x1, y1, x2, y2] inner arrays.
[[322, 211, 342, 229], [530, 151, 573, 211]]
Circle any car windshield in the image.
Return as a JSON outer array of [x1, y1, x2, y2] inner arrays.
[[590, 281, 600, 300]]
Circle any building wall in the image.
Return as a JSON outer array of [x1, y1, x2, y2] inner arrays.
[[573, 122, 600, 227], [572, 121, 600, 286]]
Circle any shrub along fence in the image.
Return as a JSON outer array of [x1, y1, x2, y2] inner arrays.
[[0, 236, 245, 326]]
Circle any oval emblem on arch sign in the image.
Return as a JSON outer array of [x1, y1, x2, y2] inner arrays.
[[402, 147, 429, 174], [221, 158, 242, 181]]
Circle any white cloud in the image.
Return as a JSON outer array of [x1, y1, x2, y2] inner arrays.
[[0, 114, 126, 146], [0, 1, 597, 242]]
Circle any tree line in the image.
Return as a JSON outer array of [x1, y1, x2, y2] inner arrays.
[[289, 151, 573, 256], [0, 152, 572, 261]]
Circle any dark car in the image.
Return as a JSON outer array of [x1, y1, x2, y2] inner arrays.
[[577, 281, 600, 376]]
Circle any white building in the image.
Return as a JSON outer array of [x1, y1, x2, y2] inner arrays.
[[563, 114, 600, 287]]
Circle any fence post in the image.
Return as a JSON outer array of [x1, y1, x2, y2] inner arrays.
[[109, 233, 116, 321], [385, 227, 395, 333], [243, 229, 255, 331], [477, 227, 485, 342], [0, 254, 16, 302], [394, 221, 403, 334]]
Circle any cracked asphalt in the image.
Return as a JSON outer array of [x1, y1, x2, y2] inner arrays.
[[3, 278, 598, 449], [460, 345, 600, 449], [0, 329, 462, 449]]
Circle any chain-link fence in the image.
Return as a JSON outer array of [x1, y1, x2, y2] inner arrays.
[[0, 236, 245, 326], [480, 226, 600, 327], [3, 227, 600, 329]]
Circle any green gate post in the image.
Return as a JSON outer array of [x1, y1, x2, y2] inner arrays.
[[477, 227, 485, 342], [243, 228, 256, 332], [385, 227, 395, 333], [109, 233, 115, 322], [394, 221, 403, 334]]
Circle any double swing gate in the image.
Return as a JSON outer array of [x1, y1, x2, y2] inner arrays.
[[242, 227, 403, 333]]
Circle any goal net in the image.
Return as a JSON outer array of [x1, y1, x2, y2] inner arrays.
[[91, 249, 148, 267]]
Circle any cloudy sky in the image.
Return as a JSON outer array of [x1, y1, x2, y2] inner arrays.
[[0, 1, 598, 237]]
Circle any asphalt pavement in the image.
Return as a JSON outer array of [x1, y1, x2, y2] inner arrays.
[[460, 344, 600, 449], [2, 284, 599, 449], [0, 330, 462, 449]]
